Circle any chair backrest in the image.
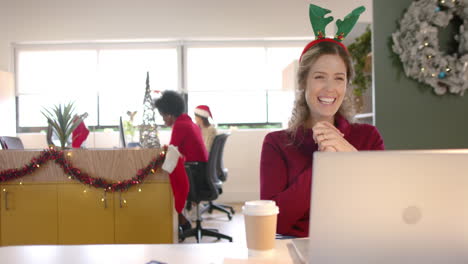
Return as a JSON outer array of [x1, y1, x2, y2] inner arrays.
[[185, 133, 230, 203], [185, 161, 219, 203], [209, 133, 230, 182], [0, 136, 24, 149]]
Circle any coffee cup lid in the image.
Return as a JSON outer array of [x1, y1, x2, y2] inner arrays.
[[242, 200, 279, 216]]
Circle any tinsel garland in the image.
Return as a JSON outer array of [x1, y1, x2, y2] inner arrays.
[[392, 0, 468, 96], [0, 146, 167, 192]]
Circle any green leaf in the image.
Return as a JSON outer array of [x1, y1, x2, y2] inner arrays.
[[42, 101, 79, 148], [348, 26, 372, 96]]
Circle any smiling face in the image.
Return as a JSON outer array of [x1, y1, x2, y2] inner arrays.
[[305, 54, 347, 124]]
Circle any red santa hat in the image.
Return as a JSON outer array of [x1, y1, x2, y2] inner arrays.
[[194, 105, 213, 119]]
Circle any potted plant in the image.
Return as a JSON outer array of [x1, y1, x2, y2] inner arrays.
[[41, 102, 84, 149]]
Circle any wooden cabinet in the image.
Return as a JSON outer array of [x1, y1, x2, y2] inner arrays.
[[0, 182, 175, 246], [114, 183, 174, 244], [58, 184, 114, 244], [1, 184, 58, 246], [0, 149, 176, 246]]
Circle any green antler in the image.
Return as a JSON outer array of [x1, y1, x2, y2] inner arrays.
[[335, 6, 366, 41], [309, 4, 334, 39]]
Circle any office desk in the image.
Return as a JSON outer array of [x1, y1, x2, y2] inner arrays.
[[0, 240, 301, 264]]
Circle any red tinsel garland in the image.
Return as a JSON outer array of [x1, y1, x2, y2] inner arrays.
[[0, 146, 167, 192]]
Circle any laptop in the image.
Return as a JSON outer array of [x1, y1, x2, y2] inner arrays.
[[292, 150, 468, 264]]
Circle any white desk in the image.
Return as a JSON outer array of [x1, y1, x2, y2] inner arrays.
[[0, 240, 301, 264]]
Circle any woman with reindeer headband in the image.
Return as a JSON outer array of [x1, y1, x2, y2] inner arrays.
[[260, 4, 384, 238]]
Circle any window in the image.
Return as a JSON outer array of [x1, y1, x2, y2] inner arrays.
[[97, 48, 178, 126], [16, 44, 178, 130], [185, 44, 304, 125], [265, 47, 303, 124], [17, 50, 98, 127], [15, 41, 307, 131]]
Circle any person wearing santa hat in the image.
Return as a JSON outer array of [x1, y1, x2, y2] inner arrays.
[[154, 91, 208, 236], [194, 105, 217, 153]]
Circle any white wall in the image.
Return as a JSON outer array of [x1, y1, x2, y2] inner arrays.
[[0, 71, 15, 136], [4, 0, 372, 202], [221, 129, 271, 202], [0, 0, 372, 71]]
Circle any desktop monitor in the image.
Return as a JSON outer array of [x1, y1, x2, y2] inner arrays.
[[119, 116, 126, 148], [305, 150, 468, 264]]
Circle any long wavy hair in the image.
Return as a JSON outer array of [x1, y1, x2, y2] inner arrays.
[[195, 114, 211, 128], [287, 41, 356, 137]]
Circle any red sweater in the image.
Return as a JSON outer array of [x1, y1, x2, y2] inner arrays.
[[170, 114, 208, 162], [260, 115, 384, 237]]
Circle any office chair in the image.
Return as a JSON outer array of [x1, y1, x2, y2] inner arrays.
[[200, 133, 235, 220], [179, 160, 233, 243], [0, 136, 25, 149]]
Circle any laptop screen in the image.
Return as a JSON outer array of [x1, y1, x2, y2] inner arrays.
[[308, 150, 468, 264]]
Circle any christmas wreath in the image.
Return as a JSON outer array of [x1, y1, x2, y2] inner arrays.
[[392, 0, 468, 96]]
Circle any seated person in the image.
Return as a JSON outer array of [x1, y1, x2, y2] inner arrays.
[[194, 105, 217, 153], [260, 27, 384, 237], [153, 91, 208, 232]]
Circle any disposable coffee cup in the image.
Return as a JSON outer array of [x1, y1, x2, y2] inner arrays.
[[242, 200, 279, 257]]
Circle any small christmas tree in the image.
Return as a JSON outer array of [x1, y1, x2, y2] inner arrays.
[[139, 72, 161, 148]]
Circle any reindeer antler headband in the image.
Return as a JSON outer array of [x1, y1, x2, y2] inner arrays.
[[299, 4, 366, 61]]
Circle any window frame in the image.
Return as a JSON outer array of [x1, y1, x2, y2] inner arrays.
[[14, 39, 311, 133]]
